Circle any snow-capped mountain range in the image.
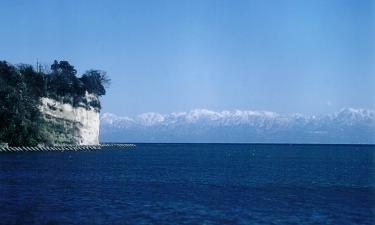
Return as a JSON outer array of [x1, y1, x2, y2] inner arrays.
[[100, 108, 375, 144]]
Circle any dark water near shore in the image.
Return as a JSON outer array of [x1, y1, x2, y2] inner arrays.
[[0, 143, 374, 225]]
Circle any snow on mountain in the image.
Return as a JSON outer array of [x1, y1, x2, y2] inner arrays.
[[100, 108, 375, 144], [101, 109, 285, 128], [137, 112, 165, 126], [100, 112, 134, 128], [333, 108, 375, 125]]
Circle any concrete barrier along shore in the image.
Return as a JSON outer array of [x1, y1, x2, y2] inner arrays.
[[0, 144, 136, 153]]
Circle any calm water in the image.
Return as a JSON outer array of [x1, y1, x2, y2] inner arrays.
[[0, 144, 374, 225]]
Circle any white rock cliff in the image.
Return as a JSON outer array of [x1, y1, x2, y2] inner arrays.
[[39, 94, 100, 145]]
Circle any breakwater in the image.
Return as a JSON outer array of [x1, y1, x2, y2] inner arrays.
[[0, 143, 136, 153]]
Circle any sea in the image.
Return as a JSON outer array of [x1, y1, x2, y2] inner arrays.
[[0, 143, 374, 225]]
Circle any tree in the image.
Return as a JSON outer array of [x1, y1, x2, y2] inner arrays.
[[80, 70, 111, 96], [18, 64, 45, 97], [0, 61, 43, 146], [48, 60, 83, 96]]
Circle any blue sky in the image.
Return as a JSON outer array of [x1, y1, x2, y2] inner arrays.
[[0, 0, 374, 116]]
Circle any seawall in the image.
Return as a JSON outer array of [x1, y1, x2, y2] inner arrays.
[[0, 144, 136, 153]]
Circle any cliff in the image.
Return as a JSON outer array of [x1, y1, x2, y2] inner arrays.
[[39, 93, 100, 145], [0, 60, 109, 147]]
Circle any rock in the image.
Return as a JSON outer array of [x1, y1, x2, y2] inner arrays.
[[39, 93, 100, 145]]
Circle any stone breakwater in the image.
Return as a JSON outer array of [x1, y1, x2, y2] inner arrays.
[[0, 144, 136, 153]]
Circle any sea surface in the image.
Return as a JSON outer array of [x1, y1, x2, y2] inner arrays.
[[0, 143, 374, 225]]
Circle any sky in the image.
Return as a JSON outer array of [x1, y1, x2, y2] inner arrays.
[[0, 0, 374, 116]]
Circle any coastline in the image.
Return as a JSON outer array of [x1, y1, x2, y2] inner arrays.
[[0, 143, 136, 153]]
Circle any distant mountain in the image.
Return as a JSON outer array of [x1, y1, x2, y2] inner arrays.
[[100, 108, 375, 144]]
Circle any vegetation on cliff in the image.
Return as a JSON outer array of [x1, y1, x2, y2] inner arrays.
[[0, 60, 109, 146]]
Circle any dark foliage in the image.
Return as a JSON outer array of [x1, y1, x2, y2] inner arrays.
[[0, 60, 109, 146], [80, 70, 110, 96], [0, 61, 44, 146]]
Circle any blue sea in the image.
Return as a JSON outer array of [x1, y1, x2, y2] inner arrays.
[[0, 144, 374, 225]]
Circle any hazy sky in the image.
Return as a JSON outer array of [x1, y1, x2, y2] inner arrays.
[[1, 0, 374, 116]]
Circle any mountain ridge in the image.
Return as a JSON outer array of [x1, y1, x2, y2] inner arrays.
[[100, 108, 375, 144]]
